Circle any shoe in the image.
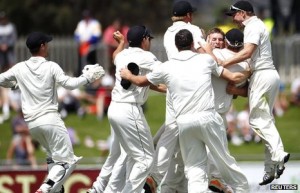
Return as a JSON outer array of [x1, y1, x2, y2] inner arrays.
[[35, 190, 43, 193], [209, 178, 233, 193], [86, 186, 97, 193], [259, 173, 275, 185], [143, 176, 157, 193], [275, 153, 290, 179], [209, 178, 224, 192]]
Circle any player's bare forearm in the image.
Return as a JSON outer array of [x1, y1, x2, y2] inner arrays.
[[221, 43, 256, 68], [120, 68, 150, 87], [221, 68, 251, 84], [150, 84, 167, 93], [232, 71, 251, 84], [227, 83, 248, 97]]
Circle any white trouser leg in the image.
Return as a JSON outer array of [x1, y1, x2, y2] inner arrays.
[[161, 146, 188, 193], [104, 147, 127, 193], [249, 70, 287, 171], [151, 121, 178, 185], [177, 111, 249, 193], [152, 123, 166, 148], [93, 129, 121, 192], [108, 102, 154, 193]]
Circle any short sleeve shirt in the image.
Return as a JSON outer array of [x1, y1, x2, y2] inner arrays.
[[112, 47, 161, 104], [164, 21, 206, 60], [147, 51, 222, 118], [243, 16, 275, 71], [212, 48, 248, 114]]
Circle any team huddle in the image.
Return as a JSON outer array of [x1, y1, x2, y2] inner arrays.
[[0, 0, 290, 193]]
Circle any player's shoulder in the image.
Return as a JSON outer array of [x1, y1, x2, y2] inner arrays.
[[199, 53, 215, 62]]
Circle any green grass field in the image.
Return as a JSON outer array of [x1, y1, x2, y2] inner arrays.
[[0, 91, 299, 164]]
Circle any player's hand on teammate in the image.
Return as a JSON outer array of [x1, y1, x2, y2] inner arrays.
[[217, 58, 225, 66], [120, 68, 133, 80], [82, 63, 105, 83], [113, 31, 125, 44]]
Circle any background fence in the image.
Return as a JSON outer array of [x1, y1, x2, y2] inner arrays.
[[15, 35, 300, 84]]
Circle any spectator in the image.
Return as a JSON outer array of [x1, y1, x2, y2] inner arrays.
[[290, 77, 300, 106], [95, 71, 114, 120], [80, 79, 102, 115], [226, 104, 243, 146], [57, 86, 83, 119], [236, 104, 261, 143], [74, 9, 102, 76], [0, 11, 17, 121], [274, 81, 289, 116], [6, 109, 37, 168], [103, 18, 129, 64], [67, 127, 80, 146]]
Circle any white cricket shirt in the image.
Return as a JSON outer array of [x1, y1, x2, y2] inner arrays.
[[147, 50, 223, 118], [112, 47, 161, 105], [164, 21, 206, 60], [243, 16, 275, 71], [212, 48, 248, 114], [0, 56, 88, 122]]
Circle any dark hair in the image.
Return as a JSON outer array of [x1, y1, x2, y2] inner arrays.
[[175, 29, 193, 51]]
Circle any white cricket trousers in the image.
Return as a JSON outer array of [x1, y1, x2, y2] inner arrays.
[[177, 110, 249, 193], [93, 128, 126, 193], [108, 102, 154, 193], [249, 69, 288, 173], [28, 112, 76, 164], [151, 122, 187, 193], [151, 121, 178, 184]]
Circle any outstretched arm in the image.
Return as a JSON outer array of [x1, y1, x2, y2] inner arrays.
[[221, 68, 251, 84], [219, 43, 256, 68]]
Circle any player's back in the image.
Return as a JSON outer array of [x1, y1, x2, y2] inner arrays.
[[164, 21, 205, 60], [112, 47, 160, 105]]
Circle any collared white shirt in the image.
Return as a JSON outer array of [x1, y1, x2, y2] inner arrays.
[[112, 47, 161, 105], [242, 16, 275, 71], [147, 50, 223, 118], [164, 21, 206, 60], [212, 48, 248, 114]]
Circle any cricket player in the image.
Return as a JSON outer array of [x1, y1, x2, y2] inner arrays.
[[208, 28, 249, 193], [104, 25, 163, 193], [0, 31, 105, 193], [87, 31, 126, 193], [220, 0, 290, 185], [147, 1, 215, 192], [120, 29, 250, 193]]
